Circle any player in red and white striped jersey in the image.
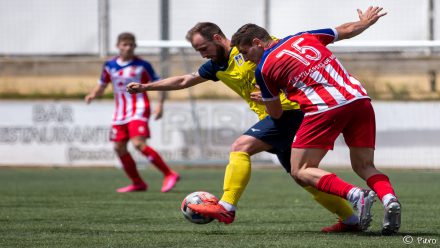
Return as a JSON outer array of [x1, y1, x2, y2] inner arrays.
[[255, 29, 369, 115], [232, 7, 401, 235], [100, 56, 154, 125], [85, 32, 179, 193]]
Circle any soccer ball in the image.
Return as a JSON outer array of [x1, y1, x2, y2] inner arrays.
[[181, 191, 218, 224]]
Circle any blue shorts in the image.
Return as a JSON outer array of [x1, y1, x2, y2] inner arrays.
[[243, 110, 304, 173]]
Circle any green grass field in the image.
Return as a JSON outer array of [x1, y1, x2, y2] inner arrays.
[[0, 167, 439, 247]]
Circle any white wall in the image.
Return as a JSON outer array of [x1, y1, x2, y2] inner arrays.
[[270, 0, 429, 40], [0, 0, 98, 54], [0, 0, 436, 55], [109, 0, 160, 52], [170, 0, 265, 40]]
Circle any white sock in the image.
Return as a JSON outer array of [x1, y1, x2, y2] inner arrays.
[[219, 200, 236, 212], [342, 214, 359, 225], [347, 187, 362, 205], [382, 193, 397, 207]]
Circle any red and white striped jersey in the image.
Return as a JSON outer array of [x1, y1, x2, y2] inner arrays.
[[100, 56, 159, 124], [256, 28, 369, 115]]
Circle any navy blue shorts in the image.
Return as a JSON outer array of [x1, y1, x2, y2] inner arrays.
[[243, 110, 304, 173]]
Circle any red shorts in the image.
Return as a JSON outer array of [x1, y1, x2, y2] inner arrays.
[[110, 120, 150, 142], [292, 98, 376, 150]]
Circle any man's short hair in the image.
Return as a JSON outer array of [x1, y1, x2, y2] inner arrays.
[[117, 32, 136, 44], [186, 22, 226, 42], [231, 24, 271, 47]]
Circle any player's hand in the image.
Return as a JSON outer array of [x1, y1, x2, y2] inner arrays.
[[153, 103, 164, 120], [250, 85, 264, 104], [126, 82, 143, 94], [250, 91, 264, 104], [357, 6, 387, 26], [84, 94, 95, 104]]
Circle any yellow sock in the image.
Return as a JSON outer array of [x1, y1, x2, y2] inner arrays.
[[303, 186, 354, 221], [220, 152, 251, 206]]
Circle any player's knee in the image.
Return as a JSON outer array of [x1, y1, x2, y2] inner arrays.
[[132, 141, 146, 151], [290, 167, 309, 185], [230, 137, 250, 153]]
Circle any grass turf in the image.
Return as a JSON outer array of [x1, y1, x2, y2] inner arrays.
[[0, 167, 439, 247]]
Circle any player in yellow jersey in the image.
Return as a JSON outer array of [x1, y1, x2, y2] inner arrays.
[[127, 22, 360, 232]]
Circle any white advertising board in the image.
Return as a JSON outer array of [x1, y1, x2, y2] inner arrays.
[[0, 100, 440, 168], [0, 100, 262, 167]]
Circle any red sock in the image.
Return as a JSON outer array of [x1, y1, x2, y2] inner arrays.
[[316, 174, 356, 199], [141, 146, 172, 176], [118, 153, 144, 185], [367, 174, 396, 201]]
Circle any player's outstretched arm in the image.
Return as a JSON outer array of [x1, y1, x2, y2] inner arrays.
[[126, 72, 207, 94], [335, 6, 387, 41]]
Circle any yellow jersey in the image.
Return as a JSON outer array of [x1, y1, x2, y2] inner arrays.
[[198, 47, 299, 120]]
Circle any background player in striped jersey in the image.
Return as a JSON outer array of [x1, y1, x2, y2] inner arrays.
[[85, 32, 180, 193], [231, 7, 401, 235], [127, 23, 362, 233]]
